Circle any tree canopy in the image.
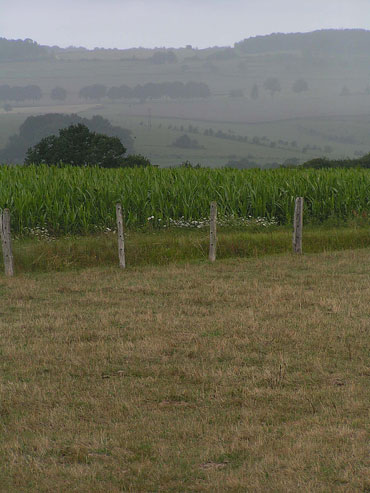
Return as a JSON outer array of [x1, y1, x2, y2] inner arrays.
[[50, 87, 67, 101], [0, 84, 42, 102], [235, 29, 370, 57], [292, 79, 309, 93], [263, 78, 281, 97], [79, 84, 107, 100], [25, 124, 127, 167], [172, 134, 203, 149], [0, 113, 134, 164], [149, 50, 177, 64], [302, 153, 370, 169], [0, 38, 50, 62], [95, 81, 211, 102]]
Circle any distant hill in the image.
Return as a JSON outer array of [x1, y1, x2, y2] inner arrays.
[[0, 38, 51, 62], [2, 30, 370, 63], [234, 29, 370, 57]]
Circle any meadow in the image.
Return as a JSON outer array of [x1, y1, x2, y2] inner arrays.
[[1, 166, 369, 236], [0, 249, 369, 491]]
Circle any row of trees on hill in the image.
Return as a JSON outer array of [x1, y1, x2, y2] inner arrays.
[[0, 79, 299, 103], [0, 38, 50, 61], [234, 29, 370, 57], [301, 154, 370, 169], [247, 78, 308, 99], [0, 81, 210, 104], [0, 85, 42, 102], [149, 51, 178, 64], [0, 85, 68, 103], [79, 81, 211, 101], [3, 79, 369, 106]]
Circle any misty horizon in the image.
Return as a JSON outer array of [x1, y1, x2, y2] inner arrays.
[[1, 0, 370, 50], [4, 28, 370, 53]]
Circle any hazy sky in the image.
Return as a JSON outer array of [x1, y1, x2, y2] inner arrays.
[[1, 0, 370, 49]]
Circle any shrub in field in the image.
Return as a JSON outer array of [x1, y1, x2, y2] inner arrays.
[[172, 134, 203, 149], [122, 154, 152, 168], [50, 86, 67, 101], [302, 152, 370, 168]]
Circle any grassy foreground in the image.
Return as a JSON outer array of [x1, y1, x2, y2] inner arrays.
[[0, 249, 369, 492], [3, 225, 370, 273]]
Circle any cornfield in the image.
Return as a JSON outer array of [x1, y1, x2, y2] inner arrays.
[[0, 165, 369, 235]]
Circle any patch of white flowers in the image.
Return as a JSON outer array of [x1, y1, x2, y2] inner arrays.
[[23, 226, 53, 240], [148, 215, 278, 229], [20, 216, 277, 238]]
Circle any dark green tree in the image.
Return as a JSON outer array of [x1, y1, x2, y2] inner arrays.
[[51, 86, 67, 101], [172, 134, 202, 149], [263, 77, 281, 97], [79, 84, 107, 100], [292, 78, 309, 93], [25, 124, 127, 167], [122, 154, 152, 167], [0, 113, 134, 164], [250, 83, 259, 100]]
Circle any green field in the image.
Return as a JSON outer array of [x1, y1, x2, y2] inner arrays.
[[2, 38, 370, 167], [88, 111, 370, 167], [1, 165, 369, 235], [2, 109, 370, 168]]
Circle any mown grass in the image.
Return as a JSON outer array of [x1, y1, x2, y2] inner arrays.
[[2, 225, 370, 273], [0, 249, 369, 491]]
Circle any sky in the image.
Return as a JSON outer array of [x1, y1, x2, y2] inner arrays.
[[1, 0, 370, 49]]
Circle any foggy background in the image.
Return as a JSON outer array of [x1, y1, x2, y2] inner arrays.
[[2, 0, 370, 168], [1, 0, 370, 49]]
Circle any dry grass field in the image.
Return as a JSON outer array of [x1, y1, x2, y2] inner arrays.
[[0, 249, 369, 492]]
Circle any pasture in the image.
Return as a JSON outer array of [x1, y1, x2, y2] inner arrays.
[[0, 249, 369, 491]]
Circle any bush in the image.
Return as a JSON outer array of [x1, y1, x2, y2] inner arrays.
[[121, 154, 152, 167], [172, 134, 203, 149], [302, 153, 370, 168]]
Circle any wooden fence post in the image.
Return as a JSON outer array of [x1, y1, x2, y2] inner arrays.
[[116, 203, 126, 269], [209, 202, 217, 262], [293, 197, 304, 254], [0, 209, 14, 277]]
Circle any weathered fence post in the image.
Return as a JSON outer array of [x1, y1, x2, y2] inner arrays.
[[293, 197, 304, 254], [115, 203, 126, 269], [0, 209, 14, 277], [209, 201, 217, 262]]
